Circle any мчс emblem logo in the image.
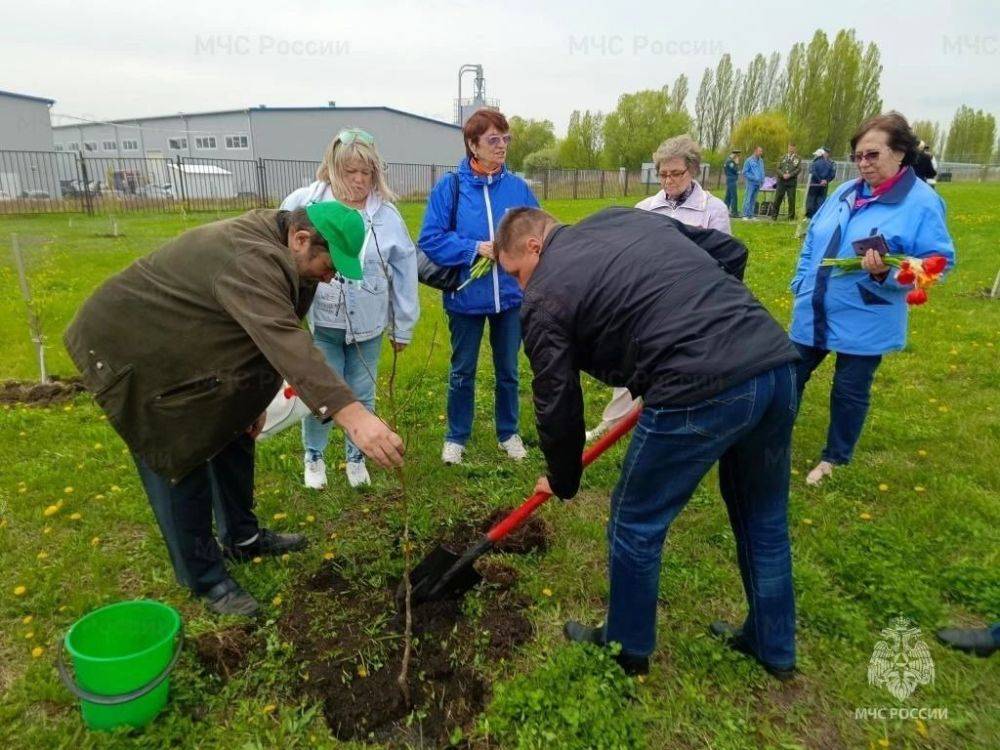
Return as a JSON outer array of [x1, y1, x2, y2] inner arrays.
[[868, 617, 935, 701]]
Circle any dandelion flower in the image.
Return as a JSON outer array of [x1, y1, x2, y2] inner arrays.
[[261, 703, 276, 714], [859, 512, 873, 521], [69, 513, 82, 521], [252, 556, 263, 564], [64, 487, 74, 494], [43, 504, 61, 517], [272, 512, 287, 521], [31, 646, 45, 658], [13, 585, 27, 596], [541, 588, 553, 597], [22, 615, 33, 625], [878, 484, 889, 492], [272, 595, 282, 607], [322, 551, 334, 561]]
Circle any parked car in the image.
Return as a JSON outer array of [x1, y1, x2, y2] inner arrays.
[[135, 184, 176, 199], [22, 190, 51, 199]]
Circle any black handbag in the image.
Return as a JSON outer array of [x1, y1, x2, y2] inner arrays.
[[416, 172, 464, 292]]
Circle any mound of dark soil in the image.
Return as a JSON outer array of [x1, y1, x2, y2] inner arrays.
[[1, 376, 84, 406], [193, 624, 262, 681], [281, 559, 533, 747]]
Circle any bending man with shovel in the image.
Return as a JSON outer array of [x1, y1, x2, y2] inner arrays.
[[495, 206, 801, 680], [64, 204, 404, 616]]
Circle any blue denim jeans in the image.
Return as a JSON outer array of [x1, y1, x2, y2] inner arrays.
[[604, 364, 798, 669], [302, 326, 382, 464], [446, 307, 521, 445], [743, 181, 761, 217], [793, 342, 882, 465]]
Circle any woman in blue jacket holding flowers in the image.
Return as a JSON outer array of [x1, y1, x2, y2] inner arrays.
[[418, 109, 539, 465], [789, 112, 955, 486]]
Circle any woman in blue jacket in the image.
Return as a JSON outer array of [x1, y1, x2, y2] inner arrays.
[[418, 109, 539, 465], [789, 112, 955, 486]]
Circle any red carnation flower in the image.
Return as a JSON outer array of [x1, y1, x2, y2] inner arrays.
[[896, 269, 916, 285], [283, 385, 297, 399], [906, 289, 928, 305]]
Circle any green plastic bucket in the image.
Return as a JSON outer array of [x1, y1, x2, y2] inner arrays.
[[57, 600, 183, 731]]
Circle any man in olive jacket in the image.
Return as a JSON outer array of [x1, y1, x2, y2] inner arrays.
[[64, 204, 404, 615], [496, 206, 800, 680]]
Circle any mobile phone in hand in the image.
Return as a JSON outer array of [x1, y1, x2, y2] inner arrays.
[[851, 234, 891, 257]]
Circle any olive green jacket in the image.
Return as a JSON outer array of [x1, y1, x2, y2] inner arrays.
[[64, 209, 357, 482]]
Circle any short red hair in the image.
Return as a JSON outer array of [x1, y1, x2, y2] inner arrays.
[[462, 109, 509, 159]]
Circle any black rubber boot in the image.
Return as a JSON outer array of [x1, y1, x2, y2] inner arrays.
[[563, 620, 649, 676], [936, 627, 998, 658], [203, 578, 260, 617], [225, 528, 307, 561], [710, 621, 796, 682]]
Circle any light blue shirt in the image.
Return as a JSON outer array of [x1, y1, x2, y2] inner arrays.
[[281, 182, 419, 343]]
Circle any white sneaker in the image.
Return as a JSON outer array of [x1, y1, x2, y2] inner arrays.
[[499, 435, 528, 461], [345, 460, 370, 488], [304, 457, 327, 489], [442, 442, 465, 465], [805, 460, 834, 486]]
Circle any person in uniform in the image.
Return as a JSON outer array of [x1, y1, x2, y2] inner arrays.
[[770, 143, 802, 221], [723, 149, 741, 217]]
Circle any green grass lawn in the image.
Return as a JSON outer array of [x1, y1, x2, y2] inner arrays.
[[1, 185, 997, 749]]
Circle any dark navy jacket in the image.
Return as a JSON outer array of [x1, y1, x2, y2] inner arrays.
[[521, 207, 799, 499]]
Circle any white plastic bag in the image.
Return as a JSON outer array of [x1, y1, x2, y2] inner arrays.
[[257, 383, 311, 441]]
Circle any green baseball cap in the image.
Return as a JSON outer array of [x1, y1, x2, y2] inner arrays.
[[305, 202, 366, 281]]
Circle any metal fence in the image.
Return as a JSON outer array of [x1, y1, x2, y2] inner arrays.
[[2, 148, 998, 215], [0, 150, 454, 215]]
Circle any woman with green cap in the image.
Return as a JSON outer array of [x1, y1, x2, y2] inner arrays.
[[282, 128, 419, 489]]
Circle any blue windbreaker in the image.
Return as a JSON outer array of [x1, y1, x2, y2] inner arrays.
[[789, 168, 956, 355], [742, 155, 765, 184], [418, 158, 539, 315]]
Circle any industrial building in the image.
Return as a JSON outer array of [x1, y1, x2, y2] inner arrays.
[[52, 105, 462, 165]]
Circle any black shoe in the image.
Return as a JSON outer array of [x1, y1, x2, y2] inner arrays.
[[563, 620, 649, 676], [936, 627, 998, 658], [710, 621, 796, 682], [225, 528, 308, 561], [203, 578, 260, 617]]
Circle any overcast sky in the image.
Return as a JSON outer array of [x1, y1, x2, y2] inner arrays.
[[4, 0, 998, 136]]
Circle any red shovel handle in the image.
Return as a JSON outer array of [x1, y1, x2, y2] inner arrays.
[[486, 405, 642, 544]]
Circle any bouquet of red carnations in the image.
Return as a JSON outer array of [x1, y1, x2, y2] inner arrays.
[[820, 254, 948, 305]]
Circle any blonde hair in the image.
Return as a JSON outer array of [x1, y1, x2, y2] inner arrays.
[[316, 134, 398, 203], [652, 134, 702, 176]]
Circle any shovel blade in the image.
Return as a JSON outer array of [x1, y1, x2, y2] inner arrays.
[[396, 544, 483, 609]]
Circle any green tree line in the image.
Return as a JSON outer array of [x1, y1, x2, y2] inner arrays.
[[506, 28, 995, 173]]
